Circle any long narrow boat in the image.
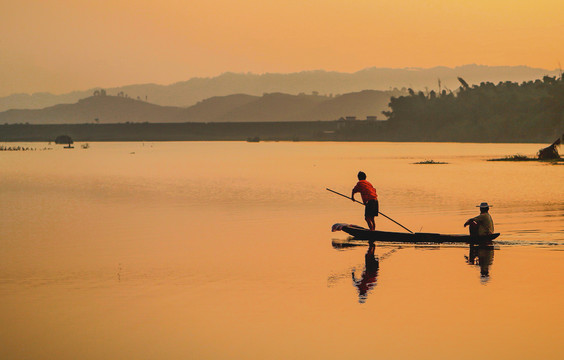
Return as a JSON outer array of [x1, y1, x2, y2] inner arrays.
[[332, 223, 500, 244]]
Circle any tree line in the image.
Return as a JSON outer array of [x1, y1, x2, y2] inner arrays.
[[378, 75, 564, 142], [333, 75, 563, 142]]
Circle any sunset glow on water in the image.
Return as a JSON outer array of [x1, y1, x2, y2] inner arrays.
[[1, 142, 563, 359]]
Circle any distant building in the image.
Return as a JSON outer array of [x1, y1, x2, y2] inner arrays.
[[345, 116, 356, 121], [366, 116, 378, 121]]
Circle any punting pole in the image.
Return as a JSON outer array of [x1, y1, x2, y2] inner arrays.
[[326, 188, 414, 234]]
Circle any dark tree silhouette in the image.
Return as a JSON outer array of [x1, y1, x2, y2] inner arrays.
[[333, 74, 564, 142], [55, 135, 74, 148]]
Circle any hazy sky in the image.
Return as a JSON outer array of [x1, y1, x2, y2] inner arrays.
[[1, 0, 563, 96]]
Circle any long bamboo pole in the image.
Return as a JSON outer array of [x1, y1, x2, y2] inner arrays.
[[326, 188, 414, 234]]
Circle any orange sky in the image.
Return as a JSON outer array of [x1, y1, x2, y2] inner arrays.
[[1, 0, 563, 96]]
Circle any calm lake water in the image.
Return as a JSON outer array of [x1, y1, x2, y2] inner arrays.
[[1, 141, 563, 359]]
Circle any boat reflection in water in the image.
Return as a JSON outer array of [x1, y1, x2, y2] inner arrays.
[[338, 240, 496, 303], [351, 242, 379, 303], [465, 244, 495, 284], [333, 238, 496, 300]]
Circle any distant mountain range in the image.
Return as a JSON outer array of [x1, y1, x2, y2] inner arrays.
[[0, 89, 403, 124], [0, 65, 559, 112]]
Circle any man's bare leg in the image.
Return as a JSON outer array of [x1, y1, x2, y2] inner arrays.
[[366, 216, 375, 231]]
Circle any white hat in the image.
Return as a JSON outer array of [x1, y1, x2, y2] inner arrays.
[[476, 202, 492, 208]]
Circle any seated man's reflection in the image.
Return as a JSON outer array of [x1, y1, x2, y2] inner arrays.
[[352, 242, 379, 303], [465, 244, 494, 283]]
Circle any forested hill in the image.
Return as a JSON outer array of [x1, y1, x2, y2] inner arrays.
[[373, 75, 563, 142], [0, 90, 401, 124], [0, 65, 558, 112], [2, 76, 562, 143]]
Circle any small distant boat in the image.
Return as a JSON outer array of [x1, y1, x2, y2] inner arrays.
[[333, 223, 500, 244]]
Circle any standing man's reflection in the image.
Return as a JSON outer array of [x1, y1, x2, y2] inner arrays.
[[352, 242, 379, 303], [465, 244, 495, 284]]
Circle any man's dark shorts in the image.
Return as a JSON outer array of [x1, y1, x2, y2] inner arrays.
[[365, 199, 379, 218]]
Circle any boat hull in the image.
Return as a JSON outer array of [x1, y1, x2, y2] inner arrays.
[[337, 224, 499, 244]]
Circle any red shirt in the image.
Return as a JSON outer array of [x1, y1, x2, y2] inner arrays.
[[353, 180, 378, 203]]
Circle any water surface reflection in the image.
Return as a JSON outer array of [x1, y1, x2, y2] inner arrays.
[[2, 141, 563, 360], [465, 244, 495, 284], [336, 241, 499, 302], [351, 242, 379, 303]]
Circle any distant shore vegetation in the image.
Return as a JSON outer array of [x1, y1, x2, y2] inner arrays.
[[0, 75, 562, 144], [329, 74, 563, 143], [0, 144, 52, 151], [413, 160, 448, 164], [488, 155, 563, 163], [380, 75, 563, 142], [488, 154, 536, 161]]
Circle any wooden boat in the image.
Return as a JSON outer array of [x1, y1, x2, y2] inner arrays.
[[333, 224, 500, 244]]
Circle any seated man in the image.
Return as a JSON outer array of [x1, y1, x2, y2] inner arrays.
[[464, 202, 494, 237]]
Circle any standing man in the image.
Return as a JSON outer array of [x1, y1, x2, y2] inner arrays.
[[464, 202, 494, 237], [351, 171, 379, 231]]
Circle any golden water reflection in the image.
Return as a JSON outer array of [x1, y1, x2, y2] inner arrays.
[[341, 242, 497, 304], [1, 141, 563, 360], [466, 244, 495, 283], [351, 242, 380, 303]]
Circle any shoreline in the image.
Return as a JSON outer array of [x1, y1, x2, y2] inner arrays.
[[0, 121, 558, 144]]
